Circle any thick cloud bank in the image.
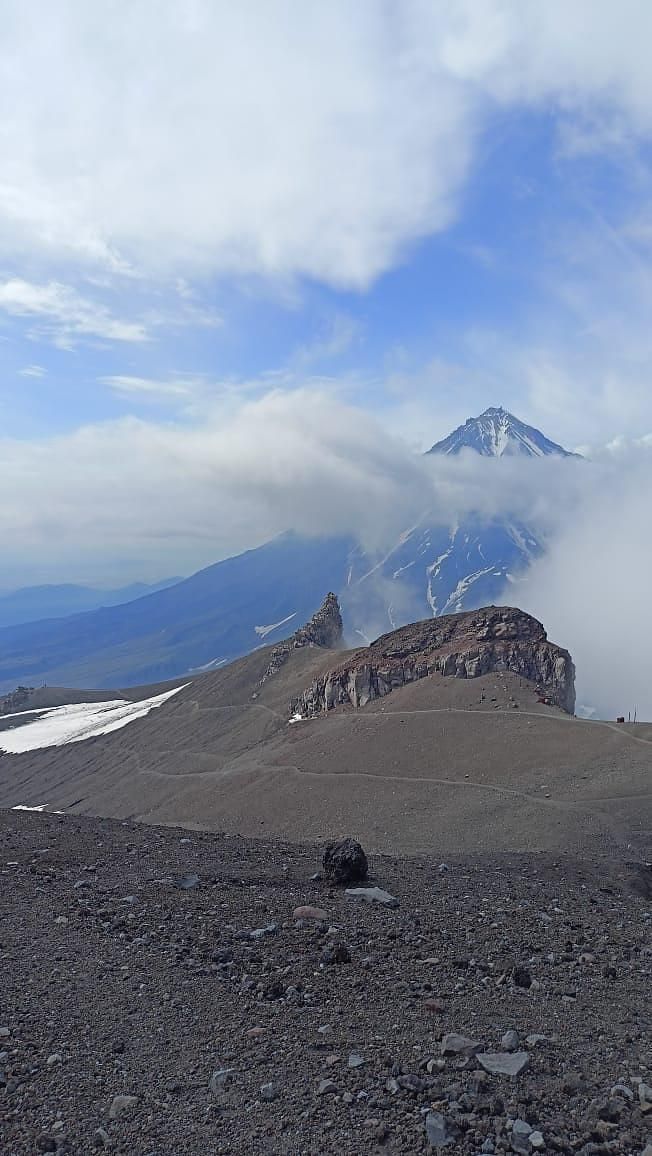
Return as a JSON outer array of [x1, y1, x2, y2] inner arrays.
[[1, 388, 650, 717], [517, 441, 652, 720], [4, 1, 652, 287], [0, 389, 584, 584]]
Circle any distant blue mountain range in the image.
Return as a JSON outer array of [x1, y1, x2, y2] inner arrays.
[[0, 578, 181, 629], [0, 407, 577, 691]]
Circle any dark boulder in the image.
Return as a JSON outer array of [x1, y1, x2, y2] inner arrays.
[[322, 837, 368, 885]]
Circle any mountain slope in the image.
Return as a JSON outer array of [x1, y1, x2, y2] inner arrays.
[[0, 536, 353, 692], [427, 405, 580, 458], [0, 603, 648, 859]]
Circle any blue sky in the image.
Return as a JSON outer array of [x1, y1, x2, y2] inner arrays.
[[2, 1, 652, 584]]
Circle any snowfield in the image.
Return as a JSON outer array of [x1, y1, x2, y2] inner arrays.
[[254, 613, 296, 639], [0, 684, 189, 754]]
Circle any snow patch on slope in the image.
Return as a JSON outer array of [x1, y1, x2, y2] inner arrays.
[[254, 613, 296, 639], [0, 684, 189, 754], [13, 803, 64, 814]]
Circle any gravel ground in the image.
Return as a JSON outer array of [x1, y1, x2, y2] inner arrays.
[[1, 810, 650, 1155]]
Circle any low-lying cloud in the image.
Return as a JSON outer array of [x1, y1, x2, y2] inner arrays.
[[516, 440, 652, 721], [0, 388, 584, 584], [3, 387, 651, 719]]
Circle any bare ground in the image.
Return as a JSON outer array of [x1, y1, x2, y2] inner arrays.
[[0, 651, 649, 860], [1, 810, 651, 1156]]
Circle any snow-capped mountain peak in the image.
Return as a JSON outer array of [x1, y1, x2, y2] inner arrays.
[[427, 406, 578, 458]]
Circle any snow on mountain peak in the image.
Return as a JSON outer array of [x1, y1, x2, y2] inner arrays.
[[427, 406, 579, 459]]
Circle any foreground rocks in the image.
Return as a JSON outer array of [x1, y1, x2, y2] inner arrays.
[[323, 837, 368, 885], [0, 810, 650, 1155]]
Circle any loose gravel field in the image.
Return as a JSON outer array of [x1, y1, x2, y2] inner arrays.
[[1, 811, 650, 1155]]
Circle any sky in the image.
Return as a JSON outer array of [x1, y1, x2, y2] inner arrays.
[[3, 0, 652, 589]]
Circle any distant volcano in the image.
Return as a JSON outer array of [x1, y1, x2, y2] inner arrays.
[[427, 405, 580, 459]]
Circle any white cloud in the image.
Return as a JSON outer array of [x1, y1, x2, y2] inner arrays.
[[0, 386, 584, 582], [3, 3, 652, 289], [293, 314, 363, 367], [518, 439, 652, 720], [99, 375, 195, 400], [2, 380, 648, 721], [18, 364, 46, 378], [0, 279, 147, 344]]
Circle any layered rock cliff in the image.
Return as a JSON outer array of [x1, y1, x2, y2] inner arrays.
[[291, 605, 576, 717]]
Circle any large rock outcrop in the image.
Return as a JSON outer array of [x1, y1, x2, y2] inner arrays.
[[291, 605, 575, 717], [292, 592, 343, 649], [258, 593, 343, 687]]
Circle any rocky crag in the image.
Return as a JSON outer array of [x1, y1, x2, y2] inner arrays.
[[292, 605, 575, 717], [257, 593, 343, 688]]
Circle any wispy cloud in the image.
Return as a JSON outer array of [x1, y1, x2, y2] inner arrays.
[[293, 314, 363, 368], [18, 364, 46, 378], [0, 279, 148, 346], [99, 374, 196, 400]]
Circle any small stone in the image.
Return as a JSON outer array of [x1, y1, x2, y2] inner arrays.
[[598, 1097, 623, 1123], [639, 1083, 652, 1111], [501, 1030, 520, 1052], [424, 998, 445, 1014], [476, 1051, 530, 1077], [249, 923, 278, 939], [318, 1078, 338, 1095], [320, 941, 351, 965], [611, 1084, 634, 1101], [93, 1128, 111, 1149], [425, 1110, 458, 1148], [208, 1069, 235, 1097], [512, 967, 532, 988], [175, 874, 200, 890], [246, 1026, 266, 1039], [0, 1027, 10, 1038], [398, 1073, 425, 1093], [36, 1137, 56, 1153], [525, 1034, 548, 1046], [108, 1094, 139, 1119], [260, 1082, 279, 1101], [441, 1032, 480, 1056], [293, 905, 327, 921], [344, 886, 399, 908], [54, 916, 68, 925], [46, 1053, 62, 1066], [529, 1132, 545, 1149], [348, 1053, 365, 1068], [511, 1118, 532, 1152], [562, 1072, 586, 1094], [325, 1054, 341, 1067]]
